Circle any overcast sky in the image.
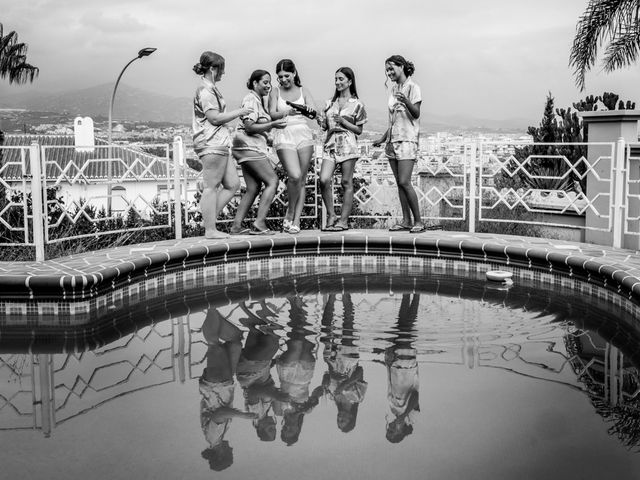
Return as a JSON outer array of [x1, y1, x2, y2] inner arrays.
[[1, 0, 639, 123]]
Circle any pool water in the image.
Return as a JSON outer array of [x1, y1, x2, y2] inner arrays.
[[1, 265, 640, 479]]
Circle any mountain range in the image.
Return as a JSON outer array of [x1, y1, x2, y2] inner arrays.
[[0, 83, 193, 124], [0, 83, 532, 133]]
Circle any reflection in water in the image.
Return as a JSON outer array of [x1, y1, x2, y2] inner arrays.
[[321, 293, 367, 434], [275, 296, 322, 446], [236, 302, 284, 443], [385, 294, 420, 443], [2, 270, 640, 478], [199, 309, 254, 471]]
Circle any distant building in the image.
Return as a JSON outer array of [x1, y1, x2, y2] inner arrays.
[[0, 133, 198, 217]]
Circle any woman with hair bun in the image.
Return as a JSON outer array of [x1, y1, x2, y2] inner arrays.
[[229, 70, 287, 235], [268, 59, 319, 234], [373, 55, 425, 233], [192, 51, 249, 239], [319, 67, 367, 231]]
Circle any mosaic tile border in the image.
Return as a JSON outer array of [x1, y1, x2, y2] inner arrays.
[[2, 233, 640, 304], [2, 253, 639, 328]]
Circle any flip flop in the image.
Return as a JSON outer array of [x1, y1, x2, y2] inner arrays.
[[410, 224, 427, 233], [205, 232, 230, 239], [322, 225, 344, 232], [287, 225, 300, 234], [250, 226, 275, 235], [230, 228, 251, 235], [389, 224, 412, 231]]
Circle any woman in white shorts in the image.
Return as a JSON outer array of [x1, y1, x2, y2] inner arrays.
[[268, 59, 319, 234]]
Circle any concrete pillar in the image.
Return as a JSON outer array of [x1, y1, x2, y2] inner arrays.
[[580, 111, 640, 247]]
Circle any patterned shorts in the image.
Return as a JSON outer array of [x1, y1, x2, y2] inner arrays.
[[385, 141, 418, 161], [324, 131, 360, 164]]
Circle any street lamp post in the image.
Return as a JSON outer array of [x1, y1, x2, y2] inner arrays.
[[106, 47, 157, 215]]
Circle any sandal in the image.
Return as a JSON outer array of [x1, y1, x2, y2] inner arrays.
[[389, 223, 412, 231], [323, 225, 344, 232], [250, 225, 276, 235], [287, 225, 300, 234], [282, 219, 292, 232], [230, 227, 251, 235], [410, 223, 427, 233]]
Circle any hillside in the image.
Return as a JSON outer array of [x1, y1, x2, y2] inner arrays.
[[0, 84, 531, 133], [0, 83, 193, 124]]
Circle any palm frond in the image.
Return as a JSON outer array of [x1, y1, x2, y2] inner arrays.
[[7, 61, 39, 84], [603, 23, 640, 71], [569, 0, 640, 90], [0, 22, 38, 85]]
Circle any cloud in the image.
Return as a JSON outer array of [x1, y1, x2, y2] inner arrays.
[[78, 11, 152, 34], [1, 0, 638, 123]]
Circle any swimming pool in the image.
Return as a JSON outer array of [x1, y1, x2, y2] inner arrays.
[[1, 252, 640, 479]]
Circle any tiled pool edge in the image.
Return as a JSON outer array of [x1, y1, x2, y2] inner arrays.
[[2, 231, 640, 304]]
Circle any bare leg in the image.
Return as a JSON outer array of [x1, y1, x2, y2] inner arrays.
[[337, 158, 357, 228], [388, 159, 412, 227], [231, 162, 260, 232], [292, 145, 314, 227], [396, 160, 422, 226], [243, 160, 278, 231], [319, 157, 337, 227], [201, 152, 232, 238], [277, 148, 302, 225], [216, 153, 240, 217]]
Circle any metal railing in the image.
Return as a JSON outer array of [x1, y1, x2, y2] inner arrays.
[[1, 136, 639, 260]]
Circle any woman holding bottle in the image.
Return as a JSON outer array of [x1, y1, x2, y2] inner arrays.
[[230, 70, 287, 235], [372, 55, 426, 233], [319, 67, 367, 231], [268, 59, 319, 234], [192, 51, 249, 239]]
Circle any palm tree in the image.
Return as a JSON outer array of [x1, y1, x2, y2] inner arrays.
[[0, 22, 39, 84], [569, 0, 640, 91]]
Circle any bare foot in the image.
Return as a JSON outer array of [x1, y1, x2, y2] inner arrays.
[[205, 230, 230, 239]]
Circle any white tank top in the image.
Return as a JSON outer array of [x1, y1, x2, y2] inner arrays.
[[277, 88, 307, 125]]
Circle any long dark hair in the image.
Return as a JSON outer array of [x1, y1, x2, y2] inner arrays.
[[330, 67, 359, 103], [246, 69, 270, 91], [275, 58, 302, 87], [193, 51, 225, 76]]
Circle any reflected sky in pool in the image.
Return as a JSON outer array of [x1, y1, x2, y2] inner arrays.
[[1, 268, 640, 479]]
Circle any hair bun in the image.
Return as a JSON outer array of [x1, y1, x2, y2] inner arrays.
[[405, 61, 415, 76]]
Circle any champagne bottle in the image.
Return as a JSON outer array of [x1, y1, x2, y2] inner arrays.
[[285, 100, 317, 120]]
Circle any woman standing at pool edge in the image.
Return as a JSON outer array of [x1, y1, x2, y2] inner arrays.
[[192, 51, 249, 239], [268, 59, 318, 234], [230, 70, 287, 235], [319, 67, 367, 231], [373, 55, 426, 233]]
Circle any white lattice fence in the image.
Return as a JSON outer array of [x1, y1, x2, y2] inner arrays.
[[41, 143, 174, 244], [624, 143, 640, 238], [330, 148, 467, 228], [478, 141, 615, 232], [0, 146, 37, 247]]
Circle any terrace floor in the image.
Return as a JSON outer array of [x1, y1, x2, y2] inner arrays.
[[1, 230, 639, 281]]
